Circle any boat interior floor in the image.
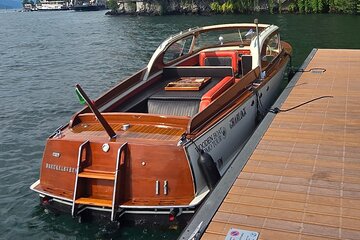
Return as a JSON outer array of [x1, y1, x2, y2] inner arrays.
[[114, 66, 235, 117]]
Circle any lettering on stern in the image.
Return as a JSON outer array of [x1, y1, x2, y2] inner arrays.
[[198, 126, 227, 153], [45, 163, 76, 173]]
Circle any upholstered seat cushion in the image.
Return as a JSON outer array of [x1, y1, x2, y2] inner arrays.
[[199, 51, 238, 73], [199, 76, 235, 111]]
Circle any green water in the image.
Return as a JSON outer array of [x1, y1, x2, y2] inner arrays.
[[0, 10, 360, 239]]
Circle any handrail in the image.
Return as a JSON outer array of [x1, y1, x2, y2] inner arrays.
[[111, 142, 128, 221], [71, 140, 90, 217]]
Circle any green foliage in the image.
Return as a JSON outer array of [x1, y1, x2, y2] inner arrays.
[[268, 0, 274, 14], [208, 0, 358, 14], [210, 1, 221, 12], [304, 0, 311, 13], [278, 0, 282, 13], [294, 0, 357, 13], [296, 0, 304, 13], [329, 0, 358, 13], [288, 2, 298, 12], [310, 0, 319, 12], [222, 1, 234, 13], [107, 0, 118, 12], [233, 0, 249, 13], [209, 0, 261, 13], [209, 1, 233, 13]]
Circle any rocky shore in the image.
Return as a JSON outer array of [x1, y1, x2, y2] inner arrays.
[[105, 0, 289, 16], [105, 0, 359, 16], [106, 0, 206, 15]]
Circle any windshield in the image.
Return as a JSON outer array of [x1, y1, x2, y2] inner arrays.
[[159, 26, 266, 67], [194, 27, 261, 50], [163, 35, 193, 64]]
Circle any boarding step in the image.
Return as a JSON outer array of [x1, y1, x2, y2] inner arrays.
[[75, 197, 112, 207], [78, 171, 115, 180], [82, 165, 115, 174], [72, 141, 128, 221]]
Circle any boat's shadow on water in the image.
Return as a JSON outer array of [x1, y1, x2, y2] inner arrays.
[[29, 206, 181, 239]]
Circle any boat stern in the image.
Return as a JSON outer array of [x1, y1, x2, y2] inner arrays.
[[31, 113, 198, 222]]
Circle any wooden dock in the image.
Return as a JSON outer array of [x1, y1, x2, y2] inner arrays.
[[179, 49, 360, 240]]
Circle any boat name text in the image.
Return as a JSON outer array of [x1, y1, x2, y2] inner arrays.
[[46, 163, 76, 173], [198, 127, 227, 153], [229, 107, 247, 129]]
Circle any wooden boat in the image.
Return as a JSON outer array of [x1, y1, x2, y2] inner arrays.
[[30, 22, 292, 223]]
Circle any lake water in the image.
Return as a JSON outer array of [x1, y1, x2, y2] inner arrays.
[[0, 10, 359, 239]]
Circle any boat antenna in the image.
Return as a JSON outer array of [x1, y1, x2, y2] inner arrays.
[[75, 84, 117, 139], [254, 19, 263, 80]]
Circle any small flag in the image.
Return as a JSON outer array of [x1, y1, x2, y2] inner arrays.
[[75, 88, 86, 105], [245, 29, 254, 37]]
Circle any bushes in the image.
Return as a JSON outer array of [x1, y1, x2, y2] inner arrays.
[[328, 0, 358, 13], [209, 0, 358, 14], [295, 0, 357, 14], [288, 2, 297, 12], [210, 1, 234, 13], [209, 2, 222, 12], [209, 0, 258, 13]]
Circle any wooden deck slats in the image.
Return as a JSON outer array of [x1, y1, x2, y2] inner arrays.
[[70, 123, 184, 141], [202, 49, 360, 239]]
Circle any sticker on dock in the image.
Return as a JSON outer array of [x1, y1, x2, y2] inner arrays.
[[225, 228, 259, 240]]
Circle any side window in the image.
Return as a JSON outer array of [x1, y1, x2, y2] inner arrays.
[[261, 33, 280, 64], [163, 35, 193, 64], [267, 34, 280, 56]]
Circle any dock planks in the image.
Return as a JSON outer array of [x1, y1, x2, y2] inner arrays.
[[179, 49, 360, 240], [202, 49, 360, 239]]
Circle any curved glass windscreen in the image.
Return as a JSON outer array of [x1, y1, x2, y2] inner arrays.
[[193, 27, 263, 50]]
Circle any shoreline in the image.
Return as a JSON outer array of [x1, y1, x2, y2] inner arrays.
[[105, 0, 359, 16]]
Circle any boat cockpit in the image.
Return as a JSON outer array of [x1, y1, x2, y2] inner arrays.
[[105, 24, 282, 118]]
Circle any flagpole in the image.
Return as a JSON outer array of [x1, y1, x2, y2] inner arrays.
[[254, 18, 263, 80], [75, 84, 117, 139]]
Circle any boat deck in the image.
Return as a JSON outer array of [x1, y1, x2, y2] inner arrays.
[[179, 49, 360, 240], [65, 113, 189, 142]]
